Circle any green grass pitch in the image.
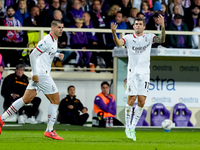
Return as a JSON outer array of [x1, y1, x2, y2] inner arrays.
[[0, 124, 200, 150]]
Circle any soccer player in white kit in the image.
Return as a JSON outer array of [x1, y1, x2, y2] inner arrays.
[[0, 20, 65, 140], [111, 15, 165, 141]]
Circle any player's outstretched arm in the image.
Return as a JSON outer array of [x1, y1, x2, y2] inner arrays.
[[154, 14, 165, 43], [111, 22, 124, 46]]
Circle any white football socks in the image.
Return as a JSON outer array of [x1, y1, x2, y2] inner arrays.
[[131, 105, 143, 130], [46, 104, 58, 132], [2, 98, 25, 121], [125, 103, 133, 129]]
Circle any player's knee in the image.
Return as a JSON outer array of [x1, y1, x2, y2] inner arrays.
[[138, 101, 145, 107]]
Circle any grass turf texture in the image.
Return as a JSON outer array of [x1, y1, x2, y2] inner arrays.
[[0, 124, 200, 150]]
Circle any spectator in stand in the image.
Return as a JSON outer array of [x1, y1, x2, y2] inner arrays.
[[24, 6, 41, 27], [118, 0, 132, 19], [14, 0, 30, 26], [60, 0, 72, 15], [80, 0, 91, 12], [185, 5, 200, 31], [82, 12, 98, 47], [161, 3, 169, 27], [168, 4, 183, 24], [107, 5, 121, 23], [146, 12, 163, 31], [107, 11, 127, 49], [152, 1, 168, 27], [68, 0, 85, 26], [70, 18, 91, 69], [169, 0, 185, 16], [37, 0, 48, 27], [0, 53, 5, 85], [82, 12, 99, 68], [1, 64, 41, 124], [141, 0, 153, 25], [192, 16, 200, 48], [0, 0, 5, 19], [126, 7, 139, 29], [46, 0, 69, 27], [0, 6, 27, 67], [137, 12, 145, 19], [90, 0, 108, 48], [58, 85, 89, 125], [94, 81, 124, 127], [167, 14, 192, 48]]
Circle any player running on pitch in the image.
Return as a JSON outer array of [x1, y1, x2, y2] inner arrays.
[[0, 20, 65, 140], [111, 14, 165, 141]]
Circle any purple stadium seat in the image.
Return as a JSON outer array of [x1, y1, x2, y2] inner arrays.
[[151, 103, 170, 126], [131, 103, 149, 126], [173, 103, 193, 127]]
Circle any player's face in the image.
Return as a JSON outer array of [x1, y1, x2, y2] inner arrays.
[[68, 87, 75, 97], [133, 21, 145, 34], [52, 23, 63, 37], [101, 84, 110, 95]]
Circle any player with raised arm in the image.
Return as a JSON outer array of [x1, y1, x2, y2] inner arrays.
[[0, 20, 64, 140], [111, 14, 165, 141]]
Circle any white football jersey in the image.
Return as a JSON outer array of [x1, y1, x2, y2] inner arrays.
[[122, 33, 156, 74], [32, 33, 58, 75]]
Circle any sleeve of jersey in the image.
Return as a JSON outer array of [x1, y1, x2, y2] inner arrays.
[[29, 49, 40, 75], [35, 40, 49, 53], [152, 34, 156, 44], [122, 35, 128, 46]]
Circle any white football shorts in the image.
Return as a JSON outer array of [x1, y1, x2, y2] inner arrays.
[[125, 73, 150, 96], [27, 74, 58, 94]]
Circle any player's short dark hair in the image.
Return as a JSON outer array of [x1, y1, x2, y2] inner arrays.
[[51, 19, 63, 27], [134, 17, 146, 26], [68, 85, 75, 91], [16, 64, 25, 70], [101, 81, 110, 87]]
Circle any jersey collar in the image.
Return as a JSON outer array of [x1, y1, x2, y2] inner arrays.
[[49, 32, 55, 42], [133, 33, 145, 38]]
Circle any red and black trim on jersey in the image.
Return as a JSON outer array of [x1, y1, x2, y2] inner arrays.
[[122, 38, 126, 45], [36, 47, 43, 53], [49, 32, 55, 42], [36, 33, 55, 53]]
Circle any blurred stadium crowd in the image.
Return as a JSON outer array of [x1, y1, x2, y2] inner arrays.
[[0, 0, 200, 70]]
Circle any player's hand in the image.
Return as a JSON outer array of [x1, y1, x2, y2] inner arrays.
[[59, 53, 64, 60], [32, 75, 39, 82], [157, 14, 165, 28], [111, 22, 118, 33]]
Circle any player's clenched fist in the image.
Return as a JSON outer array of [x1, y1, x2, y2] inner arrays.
[[32, 75, 39, 82]]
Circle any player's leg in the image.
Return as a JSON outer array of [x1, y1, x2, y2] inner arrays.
[[44, 92, 63, 140], [125, 95, 137, 129], [0, 89, 37, 134], [131, 95, 146, 129]]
